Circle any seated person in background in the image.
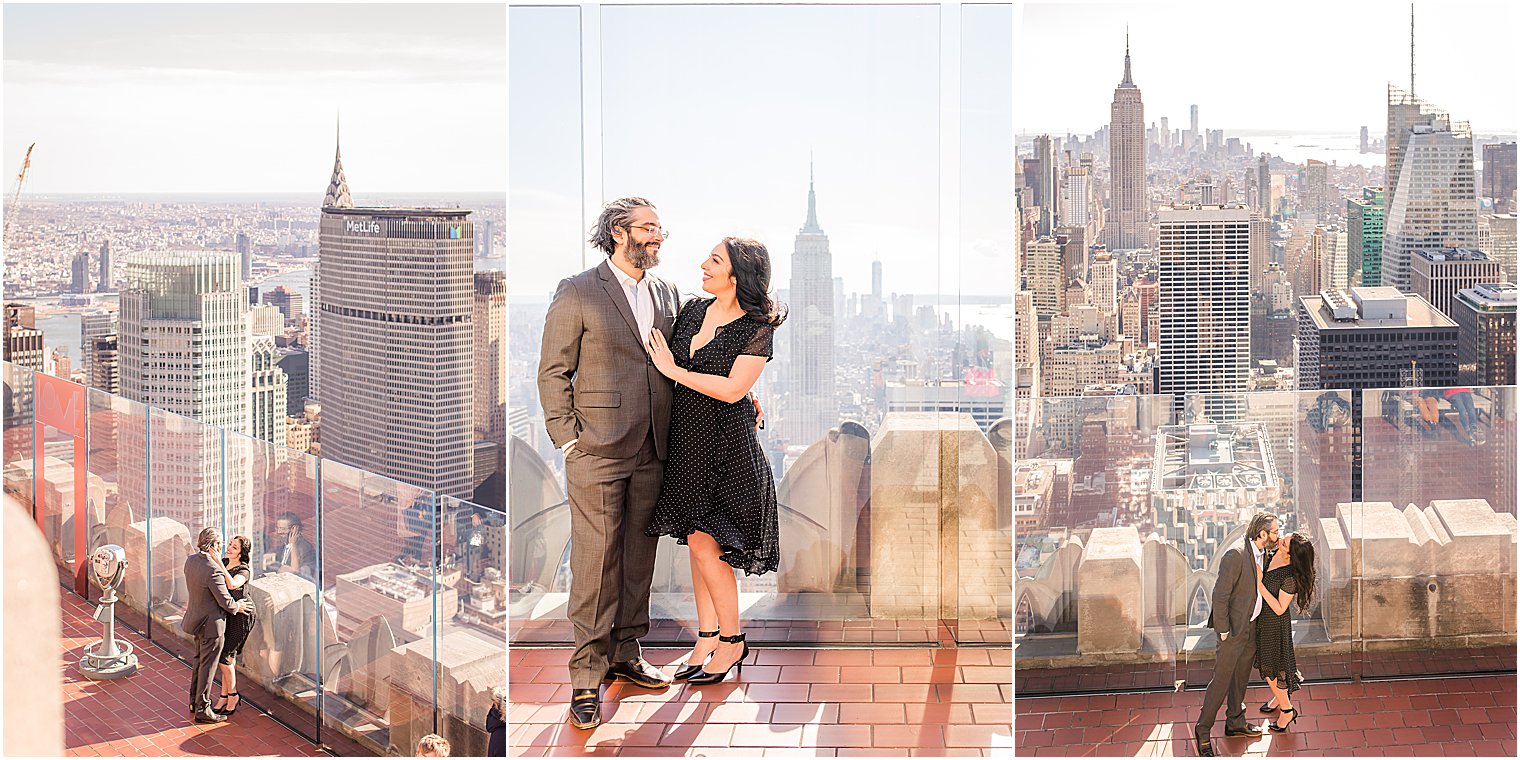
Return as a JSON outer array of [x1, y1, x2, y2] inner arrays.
[[266, 512, 315, 581]]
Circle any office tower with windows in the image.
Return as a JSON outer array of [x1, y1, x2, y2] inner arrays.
[[250, 335, 288, 447], [236, 232, 253, 281], [1030, 135, 1059, 236], [784, 165, 837, 445], [1410, 247, 1502, 318], [262, 285, 305, 325], [316, 137, 475, 498], [1107, 36, 1147, 250], [276, 347, 309, 417], [80, 309, 117, 387], [90, 335, 120, 395], [1256, 156, 1272, 218], [1248, 212, 1271, 296], [97, 240, 114, 293], [1453, 282, 1516, 386], [1382, 119, 1478, 292], [1295, 287, 1458, 390], [1155, 205, 1251, 414], [71, 252, 90, 294], [474, 270, 506, 444], [1090, 252, 1117, 315], [1347, 187, 1386, 287], [1303, 159, 1329, 220], [1062, 165, 1091, 228], [1484, 141, 1516, 213], [1027, 236, 1063, 318]]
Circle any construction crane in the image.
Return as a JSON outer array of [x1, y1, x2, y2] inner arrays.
[[4, 143, 36, 245]]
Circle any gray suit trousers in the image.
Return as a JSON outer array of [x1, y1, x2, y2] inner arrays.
[[565, 430, 663, 689], [190, 626, 225, 714], [1196, 624, 1256, 733]]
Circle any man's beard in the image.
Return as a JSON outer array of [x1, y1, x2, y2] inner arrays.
[[628, 238, 661, 270]]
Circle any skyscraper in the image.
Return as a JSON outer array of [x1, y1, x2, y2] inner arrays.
[[119, 250, 252, 535], [1382, 118, 1478, 291], [1032, 135, 1060, 236], [80, 308, 117, 388], [1347, 187, 1386, 287], [236, 232, 253, 281], [71, 251, 90, 294], [1026, 236, 1063, 318], [1410, 247, 1502, 318], [315, 134, 475, 498], [1061, 165, 1091, 228], [1452, 282, 1516, 386], [1302, 160, 1329, 220], [250, 335, 288, 447], [1384, 85, 1443, 215], [1107, 35, 1147, 251], [1255, 156, 1272, 218], [262, 285, 305, 325], [1190, 104, 1199, 144], [474, 270, 506, 444], [785, 163, 836, 445], [1483, 141, 1517, 214], [1090, 252, 1118, 315], [97, 240, 114, 293], [1155, 205, 1251, 415], [1248, 212, 1271, 297], [1296, 287, 1458, 390]]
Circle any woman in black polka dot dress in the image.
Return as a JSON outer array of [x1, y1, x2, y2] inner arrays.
[[644, 237, 785, 686]]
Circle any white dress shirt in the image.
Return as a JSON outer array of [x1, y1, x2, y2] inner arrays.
[[1250, 544, 1264, 621], [612, 265, 655, 344]]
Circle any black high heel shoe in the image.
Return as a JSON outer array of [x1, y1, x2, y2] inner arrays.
[[214, 692, 240, 716], [686, 633, 749, 685], [674, 630, 720, 681], [1267, 706, 1298, 732], [1259, 700, 1278, 713]]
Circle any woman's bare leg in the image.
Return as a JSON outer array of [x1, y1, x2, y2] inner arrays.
[[687, 532, 743, 673], [686, 549, 719, 665]]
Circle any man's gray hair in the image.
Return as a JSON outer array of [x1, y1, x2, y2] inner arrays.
[[196, 527, 222, 553], [1246, 512, 1278, 543], [588, 197, 655, 256]]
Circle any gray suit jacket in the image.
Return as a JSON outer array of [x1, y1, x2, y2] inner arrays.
[[1207, 536, 1261, 638], [537, 259, 682, 460], [181, 552, 239, 639]]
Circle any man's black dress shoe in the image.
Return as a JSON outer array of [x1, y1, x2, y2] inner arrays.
[[1194, 729, 1215, 757], [1224, 723, 1264, 737], [606, 658, 672, 689], [567, 689, 601, 730], [192, 710, 227, 725]]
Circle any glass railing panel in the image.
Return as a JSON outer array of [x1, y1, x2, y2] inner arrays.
[[955, 0, 1014, 646], [2, 361, 36, 524], [1357, 385, 1517, 677], [506, 1, 583, 649], [1014, 392, 1179, 693], [224, 428, 321, 741], [36, 384, 81, 589], [436, 495, 506, 757], [85, 387, 153, 632], [316, 457, 438, 755], [143, 406, 229, 641], [599, 1, 944, 647]]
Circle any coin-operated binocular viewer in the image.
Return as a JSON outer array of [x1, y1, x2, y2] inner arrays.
[[78, 544, 139, 679]]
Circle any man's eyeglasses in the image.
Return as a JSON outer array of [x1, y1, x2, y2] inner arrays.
[[624, 223, 669, 239]]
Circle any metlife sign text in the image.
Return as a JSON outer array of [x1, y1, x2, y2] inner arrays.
[[345, 219, 382, 235]]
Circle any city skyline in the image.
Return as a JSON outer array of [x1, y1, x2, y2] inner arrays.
[[1015, 1, 1519, 136], [2, 4, 506, 194]]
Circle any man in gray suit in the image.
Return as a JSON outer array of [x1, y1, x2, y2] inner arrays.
[[183, 527, 250, 724], [538, 197, 683, 730], [1195, 512, 1277, 755]]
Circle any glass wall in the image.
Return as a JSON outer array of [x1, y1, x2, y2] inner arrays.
[[508, 1, 1013, 648], [2, 361, 504, 755], [1015, 387, 1515, 695]]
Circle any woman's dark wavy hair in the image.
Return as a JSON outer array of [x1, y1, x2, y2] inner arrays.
[[723, 237, 787, 327], [226, 534, 252, 567], [1287, 532, 1316, 612]]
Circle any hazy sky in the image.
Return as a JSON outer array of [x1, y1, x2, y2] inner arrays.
[[1016, 0, 1518, 135], [3, 4, 506, 194], [509, 3, 1014, 300]]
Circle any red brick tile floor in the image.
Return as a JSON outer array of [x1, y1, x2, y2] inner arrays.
[[59, 589, 325, 757], [510, 646, 1014, 756], [1015, 675, 1517, 757]]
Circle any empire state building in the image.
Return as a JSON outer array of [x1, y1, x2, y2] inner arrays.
[[1107, 34, 1148, 251], [784, 165, 837, 445]]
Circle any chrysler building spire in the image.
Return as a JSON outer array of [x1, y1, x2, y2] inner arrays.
[[323, 116, 353, 209]]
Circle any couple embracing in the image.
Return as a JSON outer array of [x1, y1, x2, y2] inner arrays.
[[1196, 512, 1318, 756], [537, 197, 787, 730]]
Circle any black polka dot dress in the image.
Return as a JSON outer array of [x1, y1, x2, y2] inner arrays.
[[646, 299, 781, 576], [1254, 564, 1302, 693]]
